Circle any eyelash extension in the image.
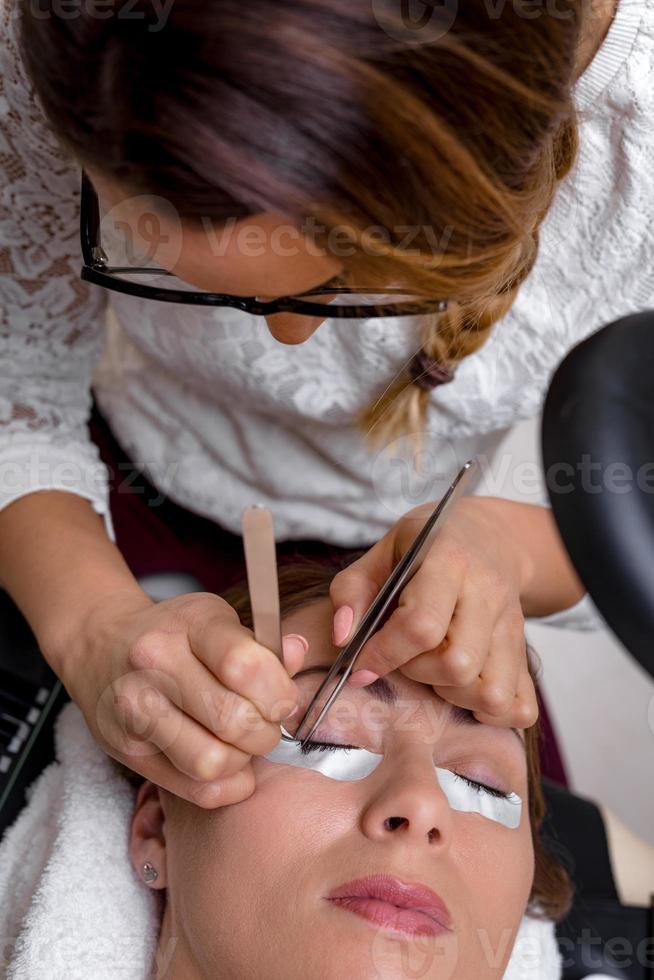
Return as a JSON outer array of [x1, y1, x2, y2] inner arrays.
[[452, 772, 509, 800], [298, 741, 510, 801], [299, 739, 358, 756]]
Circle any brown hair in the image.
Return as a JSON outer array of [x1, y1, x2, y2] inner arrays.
[[20, 0, 586, 444]]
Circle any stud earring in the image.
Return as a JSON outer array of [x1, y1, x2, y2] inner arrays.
[[143, 862, 159, 883]]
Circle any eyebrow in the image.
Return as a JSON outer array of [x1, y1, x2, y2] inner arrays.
[[295, 665, 398, 706], [295, 664, 525, 745]]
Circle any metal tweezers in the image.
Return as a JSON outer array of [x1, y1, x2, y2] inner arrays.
[[294, 458, 479, 746]]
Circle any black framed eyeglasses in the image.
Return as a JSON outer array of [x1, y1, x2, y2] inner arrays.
[[79, 171, 448, 319]]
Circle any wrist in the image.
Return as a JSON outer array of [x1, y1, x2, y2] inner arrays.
[[42, 582, 153, 689], [474, 496, 585, 617], [459, 496, 537, 595]]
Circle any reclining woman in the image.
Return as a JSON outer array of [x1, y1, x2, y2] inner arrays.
[[2, 561, 653, 978], [124, 563, 572, 980]]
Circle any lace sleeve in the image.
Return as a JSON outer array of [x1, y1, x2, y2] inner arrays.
[[527, 592, 606, 632], [0, 0, 114, 539]]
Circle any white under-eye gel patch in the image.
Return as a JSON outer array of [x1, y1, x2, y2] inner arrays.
[[263, 726, 382, 781], [263, 726, 522, 830], [434, 766, 523, 830]]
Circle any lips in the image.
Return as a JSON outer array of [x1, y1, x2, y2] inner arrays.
[[326, 874, 452, 938]]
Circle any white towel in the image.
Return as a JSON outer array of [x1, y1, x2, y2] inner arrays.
[[0, 702, 159, 980], [0, 702, 570, 980]]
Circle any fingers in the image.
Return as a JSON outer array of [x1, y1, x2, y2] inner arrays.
[[118, 605, 303, 797], [329, 497, 539, 733], [281, 633, 309, 676], [138, 693, 253, 782], [187, 764, 257, 809], [116, 748, 257, 810], [157, 632, 308, 757], [347, 551, 462, 680], [184, 614, 299, 723], [467, 666, 538, 729], [397, 589, 494, 690], [125, 638, 286, 758], [90, 592, 309, 809], [109, 674, 254, 775], [472, 608, 525, 720], [329, 532, 397, 646], [430, 606, 538, 729]]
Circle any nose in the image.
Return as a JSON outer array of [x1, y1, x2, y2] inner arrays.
[[264, 312, 327, 344], [360, 751, 454, 849]]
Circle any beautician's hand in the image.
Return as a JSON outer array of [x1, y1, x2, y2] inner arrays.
[[330, 497, 541, 729], [63, 590, 306, 808]]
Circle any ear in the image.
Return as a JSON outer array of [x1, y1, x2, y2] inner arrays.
[[129, 780, 168, 890]]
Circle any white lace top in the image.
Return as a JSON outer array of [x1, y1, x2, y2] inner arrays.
[[1, 0, 652, 628]]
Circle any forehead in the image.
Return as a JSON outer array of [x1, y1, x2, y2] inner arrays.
[[283, 596, 527, 745], [87, 166, 342, 297], [284, 597, 452, 708]]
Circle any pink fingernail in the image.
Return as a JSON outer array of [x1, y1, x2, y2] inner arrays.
[[348, 670, 379, 687], [285, 705, 299, 718], [282, 633, 309, 657], [333, 605, 354, 646]]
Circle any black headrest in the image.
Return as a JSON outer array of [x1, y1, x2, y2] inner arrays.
[[542, 310, 654, 679]]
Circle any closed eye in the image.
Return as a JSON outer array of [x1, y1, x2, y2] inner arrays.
[[296, 738, 511, 800], [451, 771, 510, 800], [299, 738, 360, 756]]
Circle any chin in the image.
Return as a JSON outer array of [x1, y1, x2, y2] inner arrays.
[[300, 914, 460, 980]]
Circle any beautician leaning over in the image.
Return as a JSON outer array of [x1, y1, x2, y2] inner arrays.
[[0, 0, 652, 804]]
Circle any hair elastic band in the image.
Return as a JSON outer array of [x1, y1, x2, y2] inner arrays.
[[408, 349, 456, 390]]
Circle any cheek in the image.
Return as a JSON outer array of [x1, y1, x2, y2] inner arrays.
[[250, 759, 354, 847], [164, 806, 236, 926], [168, 784, 302, 901], [162, 785, 309, 978], [452, 820, 534, 975], [166, 765, 352, 951]]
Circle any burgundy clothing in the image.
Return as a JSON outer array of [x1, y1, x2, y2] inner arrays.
[[89, 404, 568, 786]]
